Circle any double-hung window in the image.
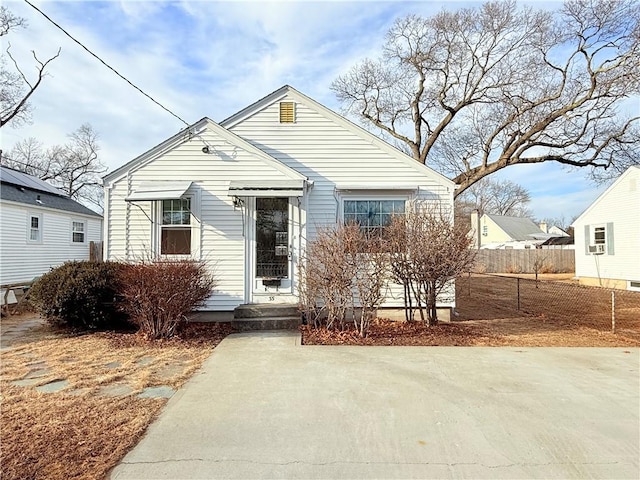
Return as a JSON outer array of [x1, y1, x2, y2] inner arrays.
[[587, 223, 614, 255], [28, 214, 42, 242], [161, 198, 191, 255], [72, 221, 86, 243], [343, 199, 405, 237]]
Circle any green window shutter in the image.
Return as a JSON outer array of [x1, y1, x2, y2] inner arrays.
[[606, 222, 614, 255], [584, 225, 590, 255]]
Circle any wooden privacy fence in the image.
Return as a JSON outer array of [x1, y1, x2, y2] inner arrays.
[[473, 249, 575, 273], [89, 241, 103, 262]]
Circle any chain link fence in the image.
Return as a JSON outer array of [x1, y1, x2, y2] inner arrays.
[[456, 273, 640, 340]]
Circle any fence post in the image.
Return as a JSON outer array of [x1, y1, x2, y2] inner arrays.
[[517, 277, 520, 311], [611, 290, 616, 334]]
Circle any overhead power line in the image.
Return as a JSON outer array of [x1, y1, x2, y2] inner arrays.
[[23, 0, 190, 127]]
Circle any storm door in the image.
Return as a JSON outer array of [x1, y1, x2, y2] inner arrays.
[[253, 197, 292, 297]]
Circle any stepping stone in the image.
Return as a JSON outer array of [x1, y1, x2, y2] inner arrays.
[[98, 383, 133, 397], [105, 361, 121, 369], [12, 378, 41, 387], [138, 386, 175, 399], [26, 368, 51, 379], [136, 357, 154, 366], [36, 379, 69, 393]]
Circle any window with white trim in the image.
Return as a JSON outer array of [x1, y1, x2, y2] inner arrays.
[[343, 199, 405, 237], [593, 226, 605, 245], [72, 220, 86, 243], [161, 198, 191, 255], [587, 222, 614, 255], [28, 214, 42, 242]]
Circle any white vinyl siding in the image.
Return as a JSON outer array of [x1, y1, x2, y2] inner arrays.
[[227, 92, 454, 307], [574, 167, 639, 287], [226, 93, 452, 240], [0, 202, 102, 285], [105, 129, 300, 311], [105, 91, 455, 310]]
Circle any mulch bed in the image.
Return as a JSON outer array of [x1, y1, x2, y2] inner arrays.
[[301, 319, 496, 346]]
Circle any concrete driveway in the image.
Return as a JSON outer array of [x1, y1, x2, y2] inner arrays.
[[111, 332, 639, 479]]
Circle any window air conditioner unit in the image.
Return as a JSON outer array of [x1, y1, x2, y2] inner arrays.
[[588, 244, 605, 254]]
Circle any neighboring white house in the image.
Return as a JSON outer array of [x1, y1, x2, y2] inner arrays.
[[0, 166, 103, 286], [573, 166, 640, 290], [470, 212, 550, 249], [103, 85, 456, 315]]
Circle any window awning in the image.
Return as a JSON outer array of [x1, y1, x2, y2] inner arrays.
[[125, 181, 193, 201], [228, 179, 305, 197]]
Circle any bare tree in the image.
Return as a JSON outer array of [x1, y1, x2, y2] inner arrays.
[[457, 178, 532, 218], [0, 6, 60, 128], [5, 124, 106, 210], [386, 202, 476, 325], [332, 0, 640, 195]]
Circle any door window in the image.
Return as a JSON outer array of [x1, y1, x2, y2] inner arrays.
[[256, 198, 289, 278]]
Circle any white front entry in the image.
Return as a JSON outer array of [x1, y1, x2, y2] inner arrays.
[[246, 197, 299, 304]]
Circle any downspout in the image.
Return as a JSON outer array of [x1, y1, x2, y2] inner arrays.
[[103, 182, 111, 261]]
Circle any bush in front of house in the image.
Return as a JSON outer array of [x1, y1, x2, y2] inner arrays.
[[118, 260, 216, 339], [30, 261, 129, 330]]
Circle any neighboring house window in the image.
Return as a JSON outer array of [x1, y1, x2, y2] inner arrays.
[[161, 198, 191, 255], [28, 214, 42, 242], [72, 220, 86, 243], [586, 223, 614, 255], [593, 226, 605, 245], [279, 102, 295, 123], [343, 199, 405, 237]]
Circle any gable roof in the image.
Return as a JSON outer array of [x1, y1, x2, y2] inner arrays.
[[540, 236, 574, 246], [220, 85, 455, 189], [486, 214, 545, 241], [103, 117, 306, 185], [0, 167, 101, 217], [573, 165, 640, 225], [1, 166, 67, 196]]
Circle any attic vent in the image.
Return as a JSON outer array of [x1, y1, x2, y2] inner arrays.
[[279, 102, 295, 123]]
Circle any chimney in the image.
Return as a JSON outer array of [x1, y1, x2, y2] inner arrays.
[[539, 222, 548, 233]]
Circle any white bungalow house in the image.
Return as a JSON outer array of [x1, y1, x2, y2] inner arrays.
[[470, 212, 550, 249], [103, 85, 456, 318], [573, 166, 640, 290], [0, 166, 103, 290]]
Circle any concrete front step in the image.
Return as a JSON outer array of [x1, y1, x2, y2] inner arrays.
[[233, 304, 299, 319], [231, 316, 301, 331]]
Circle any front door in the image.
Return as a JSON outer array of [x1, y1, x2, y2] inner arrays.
[[251, 197, 294, 302]]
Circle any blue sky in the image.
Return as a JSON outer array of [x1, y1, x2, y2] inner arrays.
[[3, 0, 614, 222]]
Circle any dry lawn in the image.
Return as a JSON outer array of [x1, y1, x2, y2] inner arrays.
[[1, 320, 232, 480]]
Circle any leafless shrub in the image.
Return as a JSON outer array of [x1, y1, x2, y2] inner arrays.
[[473, 262, 487, 274], [118, 260, 216, 339], [385, 202, 476, 325], [539, 263, 557, 274], [506, 264, 523, 274], [298, 224, 389, 337]]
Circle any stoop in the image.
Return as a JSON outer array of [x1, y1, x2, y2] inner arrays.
[[232, 304, 301, 331]]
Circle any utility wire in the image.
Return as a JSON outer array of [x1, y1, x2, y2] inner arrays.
[[23, 0, 191, 127]]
